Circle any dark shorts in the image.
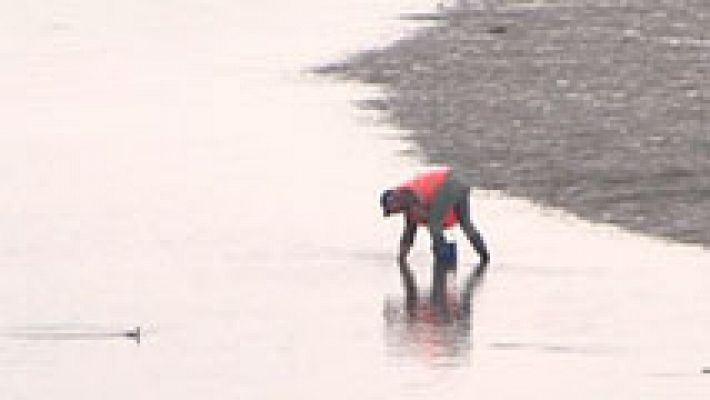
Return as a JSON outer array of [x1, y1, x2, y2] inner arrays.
[[429, 173, 471, 231]]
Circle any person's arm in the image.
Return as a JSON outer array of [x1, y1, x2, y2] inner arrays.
[[398, 218, 418, 307], [398, 217, 417, 263]]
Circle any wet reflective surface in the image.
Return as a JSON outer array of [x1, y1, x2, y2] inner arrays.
[[0, 0, 709, 399]]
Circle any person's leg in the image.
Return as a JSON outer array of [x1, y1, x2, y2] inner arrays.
[[454, 188, 490, 269], [428, 177, 463, 311], [429, 229, 447, 308]]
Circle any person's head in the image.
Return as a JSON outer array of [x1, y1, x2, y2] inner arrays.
[[380, 188, 417, 217]]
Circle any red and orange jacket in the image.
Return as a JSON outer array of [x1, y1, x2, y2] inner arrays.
[[399, 169, 458, 229]]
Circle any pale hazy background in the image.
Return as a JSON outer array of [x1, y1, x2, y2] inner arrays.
[[0, 0, 708, 399]]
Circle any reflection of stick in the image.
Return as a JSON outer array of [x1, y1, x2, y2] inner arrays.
[[1, 326, 142, 344]]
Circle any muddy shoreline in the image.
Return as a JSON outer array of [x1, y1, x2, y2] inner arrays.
[[314, 1, 709, 246]]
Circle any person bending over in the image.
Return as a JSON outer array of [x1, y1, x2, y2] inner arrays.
[[380, 168, 490, 314]]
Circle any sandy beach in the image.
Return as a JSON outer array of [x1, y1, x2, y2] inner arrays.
[[315, 0, 709, 246]]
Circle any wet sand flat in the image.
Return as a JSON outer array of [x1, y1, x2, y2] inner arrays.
[[0, 0, 709, 399], [315, 0, 710, 246]]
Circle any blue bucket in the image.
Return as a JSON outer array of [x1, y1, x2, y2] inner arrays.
[[438, 241, 457, 271]]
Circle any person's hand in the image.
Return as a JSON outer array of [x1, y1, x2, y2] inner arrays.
[[402, 272, 418, 314], [405, 289, 418, 315], [398, 257, 418, 311]]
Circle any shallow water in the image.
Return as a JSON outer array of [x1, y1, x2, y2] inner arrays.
[[0, 0, 709, 399]]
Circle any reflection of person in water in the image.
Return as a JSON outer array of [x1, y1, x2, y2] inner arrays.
[[380, 168, 490, 316], [383, 295, 473, 364]]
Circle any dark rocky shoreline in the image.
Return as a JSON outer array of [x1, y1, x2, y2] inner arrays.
[[315, 0, 709, 247]]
